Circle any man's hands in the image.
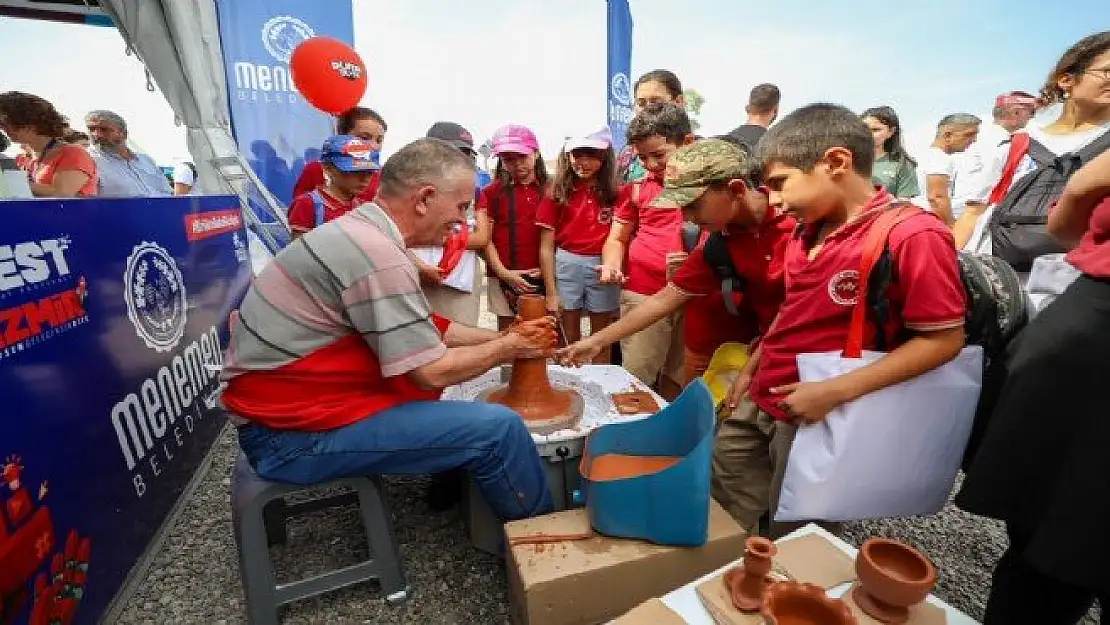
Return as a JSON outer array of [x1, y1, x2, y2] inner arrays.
[[770, 379, 850, 424], [554, 337, 603, 367], [595, 263, 626, 285], [504, 314, 558, 359], [500, 268, 542, 293]]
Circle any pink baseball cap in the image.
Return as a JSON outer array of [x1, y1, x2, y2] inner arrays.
[[491, 124, 540, 156], [565, 126, 613, 152]]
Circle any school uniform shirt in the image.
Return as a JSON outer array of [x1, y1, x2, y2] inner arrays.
[[670, 210, 797, 337], [31, 144, 99, 197], [614, 174, 683, 295], [1063, 196, 1110, 279], [749, 190, 967, 422], [292, 160, 381, 204], [685, 294, 760, 356], [287, 187, 360, 232], [477, 179, 547, 271], [534, 181, 613, 256]]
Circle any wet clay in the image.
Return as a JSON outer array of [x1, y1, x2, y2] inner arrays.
[[762, 581, 857, 625], [611, 390, 660, 415], [484, 294, 582, 434], [723, 536, 778, 612], [853, 538, 937, 624], [585, 453, 682, 481]]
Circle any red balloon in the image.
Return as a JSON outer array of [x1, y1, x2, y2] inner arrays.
[[289, 36, 368, 115]]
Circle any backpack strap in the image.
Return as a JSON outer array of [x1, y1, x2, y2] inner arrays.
[[310, 190, 326, 228], [987, 132, 1030, 206], [680, 222, 702, 254], [703, 232, 744, 316], [845, 205, 921, 358]]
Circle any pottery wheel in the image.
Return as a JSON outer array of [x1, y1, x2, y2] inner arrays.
[[477, 384, 585, 435]]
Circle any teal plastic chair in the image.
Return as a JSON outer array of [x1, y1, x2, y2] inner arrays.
[[579, 380, 716, 546]]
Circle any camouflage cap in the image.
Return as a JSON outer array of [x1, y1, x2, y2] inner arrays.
[[651, 138, 751, 209]]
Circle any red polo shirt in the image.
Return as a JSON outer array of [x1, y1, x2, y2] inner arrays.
[[749, 192, 967, 422], [614, 175, 684, 295], [287, 186, 359, 232], [678, 230, 760, 355], [477, 179, 547, 271], [671, 210, 796, 337], [293, 161, 380, 204], [535, 182, 613, 256], [1063, 196, 1110, 279]]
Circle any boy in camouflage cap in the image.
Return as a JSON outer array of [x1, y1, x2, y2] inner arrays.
[[558, 139, 795, 465]]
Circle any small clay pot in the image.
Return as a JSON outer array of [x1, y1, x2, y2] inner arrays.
[[853, 537, 938, 624], [723, 536, 778, 612], [761, 581, 856, 625]]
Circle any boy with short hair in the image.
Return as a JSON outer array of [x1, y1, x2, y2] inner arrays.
[[557, 139, 794, 392], [287, 135, 380, 238], [597, 103, 695, 399], [720, 103, 966, 536]]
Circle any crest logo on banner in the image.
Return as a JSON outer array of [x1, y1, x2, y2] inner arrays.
[[611, 72, 631, 107], [261, 15, 315, 63], [123, 242, 187, 353]]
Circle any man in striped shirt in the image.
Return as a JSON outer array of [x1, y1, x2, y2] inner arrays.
[[222, 138, 556, 522]]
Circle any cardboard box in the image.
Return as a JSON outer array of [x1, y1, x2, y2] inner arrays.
[[505, 501, 745, 625], [610, 598, 686, 624]]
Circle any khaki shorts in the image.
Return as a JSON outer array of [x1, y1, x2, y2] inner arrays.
[[711, 396, 842, 538], [486, 278, 515, 318], [619, 290, 684, 388]]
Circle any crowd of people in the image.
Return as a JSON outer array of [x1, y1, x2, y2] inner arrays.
[[0, 91, 200, 199], [4, 25, 1104, 624]]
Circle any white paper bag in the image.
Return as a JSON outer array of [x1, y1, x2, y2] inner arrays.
[[774, 346, 983, 522], [409, 247, 477, 293]]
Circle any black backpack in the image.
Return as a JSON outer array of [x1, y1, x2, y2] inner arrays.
[[989, 131, 1110, 272], [681, 223, 746, 316], [866, 205, 1030, 470]]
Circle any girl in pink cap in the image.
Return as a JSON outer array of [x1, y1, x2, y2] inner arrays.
[[536, 126, 621, 362], [476, 124, 552, 330]]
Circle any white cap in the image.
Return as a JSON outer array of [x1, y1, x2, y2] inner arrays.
[[564, 126, 613, 152]]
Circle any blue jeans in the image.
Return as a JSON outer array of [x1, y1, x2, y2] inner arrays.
[[237, 401, 554, 522]]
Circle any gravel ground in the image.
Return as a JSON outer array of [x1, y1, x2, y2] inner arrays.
[[114, 282, 1100, 624]]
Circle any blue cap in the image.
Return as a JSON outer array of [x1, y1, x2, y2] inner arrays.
[[320, 135, 380, 172]]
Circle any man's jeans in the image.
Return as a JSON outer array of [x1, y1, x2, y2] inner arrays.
[[237, 401, 554, 522]]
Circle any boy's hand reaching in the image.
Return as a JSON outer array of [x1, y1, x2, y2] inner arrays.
[[770, 380, 848, 424], [555, 338, 602, 368]]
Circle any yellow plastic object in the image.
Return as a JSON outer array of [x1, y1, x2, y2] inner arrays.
[[701, 342, 751, 409]]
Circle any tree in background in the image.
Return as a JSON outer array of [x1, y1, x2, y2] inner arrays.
[[684, 88, 705, 132]]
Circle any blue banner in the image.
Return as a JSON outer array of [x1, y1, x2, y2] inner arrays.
[[606, 0, 634, 152], [215, 0, 355, 206], [0, 196, 251, 624]]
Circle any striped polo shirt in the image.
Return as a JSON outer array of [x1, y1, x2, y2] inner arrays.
[[221, 202, 452, 431]]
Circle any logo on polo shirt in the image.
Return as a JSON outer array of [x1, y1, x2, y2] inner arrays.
[[123, 242, 187, 353], [828, 269, 860, 306]]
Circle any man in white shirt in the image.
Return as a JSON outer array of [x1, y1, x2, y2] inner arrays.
[[952, 92, 1039, 219], [172, 160, 199, 195], [916, 113, 980, 224]]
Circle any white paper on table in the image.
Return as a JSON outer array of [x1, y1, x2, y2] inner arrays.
[[409, 246, 477, 293], [774, 346, 983, 523]]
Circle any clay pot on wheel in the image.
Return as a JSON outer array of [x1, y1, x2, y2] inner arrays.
[[761, 581, 856, 625], [723, 536, 778, 612], [853, 537, 938, 624]]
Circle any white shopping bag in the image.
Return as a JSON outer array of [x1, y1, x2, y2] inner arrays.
[[774, 347, 983, 522], [775, 205, 984, 523]]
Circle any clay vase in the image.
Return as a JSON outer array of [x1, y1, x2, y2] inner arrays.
[[761, 581, 857, 625], [853, 537, 938, 624], [487, 294, 581, 433], [723, 536, 778, 612]]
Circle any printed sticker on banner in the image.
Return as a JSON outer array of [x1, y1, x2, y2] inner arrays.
[[183, 210, 243, 242], [123, 242, 187, 353]]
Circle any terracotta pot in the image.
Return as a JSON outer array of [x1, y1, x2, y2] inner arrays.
[[486, 294, 580, 432], [723, 536, 778, 612], [761, 581, 856, 625], [853, 538, 938, 624]]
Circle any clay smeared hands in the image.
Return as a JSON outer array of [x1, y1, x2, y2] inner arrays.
[[506, 315, 559, 359], [501, 268, 542, 293], [554, 338, 602, 368], [595, 263, 626, 285], [770, 379, 848, 424]]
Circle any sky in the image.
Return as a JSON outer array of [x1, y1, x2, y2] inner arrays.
[[0, 0, 1103, 166]]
